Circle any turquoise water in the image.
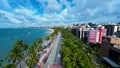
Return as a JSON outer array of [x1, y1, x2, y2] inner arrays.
[[0, 28, 50, 63]]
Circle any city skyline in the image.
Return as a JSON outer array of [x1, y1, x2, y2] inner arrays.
[[0, 0, 120, 28]]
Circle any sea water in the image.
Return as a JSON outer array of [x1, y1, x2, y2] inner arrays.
[[0, 28, 51, 64]]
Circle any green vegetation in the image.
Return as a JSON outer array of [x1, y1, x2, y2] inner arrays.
[[26, 52, 39, 68], [0, 28, 57, 68], [50, 28, 60, 37], [4, 64, 16, 68], [45, 27, 102, 68], [36, 38, 43, 45], [0, 59, 3, 67], [60, 28, 108, 68], [26, 38, 43, 68], [0, 27, 105, 68], [61, 28, 96, 68], [5, 38, 43, 68], [2, 28, 59, 68], [7, 40, 27, 68], [45, 28, 60, 42], [45, 36, 50, 41], [45, 36, 51, 45]]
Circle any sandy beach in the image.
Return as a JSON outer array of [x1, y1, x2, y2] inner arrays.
[[48, 28, 54, 34]]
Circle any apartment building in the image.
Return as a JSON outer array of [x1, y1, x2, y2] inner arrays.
[[117, 26, 120, 37], [103, 25, 118, 36], [88, 28, 107, 44], [76, 27, 90, 44], [101, 36, 120, 66]]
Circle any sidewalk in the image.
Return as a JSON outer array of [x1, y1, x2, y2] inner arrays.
[[44, 32, 62, 68], [38, 33, 59, 68]]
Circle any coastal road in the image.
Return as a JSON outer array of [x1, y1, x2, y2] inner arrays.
[[54, 33, 62, 65], [44, 32, 62, 68]]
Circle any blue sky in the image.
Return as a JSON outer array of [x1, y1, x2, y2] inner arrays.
[[0, 0, 120, 28]]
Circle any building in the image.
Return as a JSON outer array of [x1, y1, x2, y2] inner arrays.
[[116, 26, 120, 37], [88, 22, 97, 29], [103, 25, 118, 36], [101, 36, 120, 66], [76, 27, 90, 44], [71, 23, 107, 45], [88, 28, 107, 44], [102, 36, 120, 48]]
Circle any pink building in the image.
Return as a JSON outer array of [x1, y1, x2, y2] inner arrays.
[[89, 30, 96, 43], [89, 28, 107, 44]]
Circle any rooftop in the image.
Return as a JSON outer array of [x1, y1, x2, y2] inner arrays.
[[105, 36, 120, 38]]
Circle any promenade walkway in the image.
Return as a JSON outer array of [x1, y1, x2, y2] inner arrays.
[[38, 32, 62, 68], [44, 32, 62, 68]]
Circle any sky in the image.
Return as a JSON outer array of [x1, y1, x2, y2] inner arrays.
[[0, 0, 120, 28]]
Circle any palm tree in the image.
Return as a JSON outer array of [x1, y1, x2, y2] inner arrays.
[[36, 38, 42, 45], [29, 42, 38, 53], [36, 45, 43, 57], [22, 44, 28, 56], [46, 36, 50, 41], [37, 46, 43, 52], [6, 40, 29, 68], [0, 59, 3, 67], [15, 40, 23, 48], [15, 40, 28, 51], [45, 36, 50, 45], [4, 64, 16, 68], [15, 40, 29, 56], [7, 47, 24, 68], [36, 38, 43, 52], [26, 52, 39, 68]]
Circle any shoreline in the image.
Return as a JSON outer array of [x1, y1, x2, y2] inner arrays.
[[48, 28, 54, 34]]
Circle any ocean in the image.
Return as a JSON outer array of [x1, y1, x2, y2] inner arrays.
[[0, 28, 51, 64]]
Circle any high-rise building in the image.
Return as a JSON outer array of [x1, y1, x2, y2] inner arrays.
[[76, 28, 90, 44], [103, 25, 117, 36], [117, 26, 120, 37], [101, 36, 120, 66], [71, 24, 107, 44], [88, 28, 107, 44]]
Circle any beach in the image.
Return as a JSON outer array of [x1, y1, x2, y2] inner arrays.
[[48, 28, 54, 34]]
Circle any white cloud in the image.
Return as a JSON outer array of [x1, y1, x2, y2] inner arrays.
[[14, 8, 36, 15], [0, 0, 120, 28], [36, 0, 62, 13]]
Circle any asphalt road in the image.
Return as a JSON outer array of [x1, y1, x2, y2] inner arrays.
[[44, 32, 62, 68], [54, 33, 62, 65]]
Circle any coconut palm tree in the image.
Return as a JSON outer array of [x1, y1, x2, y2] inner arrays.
[[36, 45, 43, 57], [22, 44, 28, 56], [15, 40, 29, 62], [26, 52, 39, 68], [36, 38, 42, 45], [46, 36, 50, 41], [4, 64, 16, 68], [29, 42, 38, 53], [0, 59, 3, 67], [6, 40, 29, 68], [15, 40, 23, 48], [45, 36, 50, 45], [15, 40, 28, 51], [7, 47, 24, 68], [36, 38, 43, 52], [37, 46, 43, 52]]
